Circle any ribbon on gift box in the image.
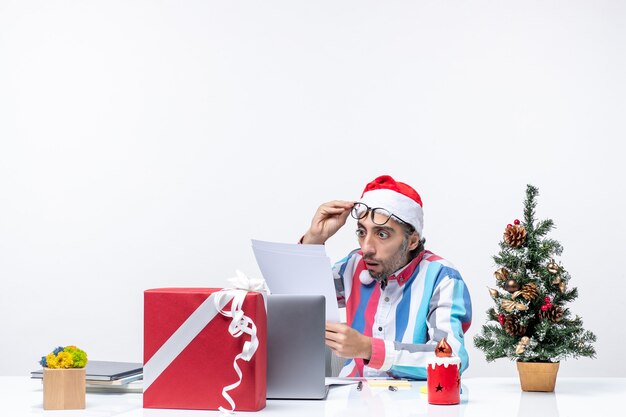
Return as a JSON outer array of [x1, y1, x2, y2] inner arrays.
[[217, 271, 270, 413], [144, 271, 268, 413], [228, 269, 271, 295]]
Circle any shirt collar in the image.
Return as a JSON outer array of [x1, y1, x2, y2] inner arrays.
[[387, 250, 425, 286], [358, 250, 426, 287]]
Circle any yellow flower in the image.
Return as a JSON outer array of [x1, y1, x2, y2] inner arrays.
[[46, 353, 59, 368], [46, 352, 74, 368], [56, 351, 74, 369]]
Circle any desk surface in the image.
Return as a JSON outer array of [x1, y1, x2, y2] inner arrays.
[[3, 377, 624, 417]]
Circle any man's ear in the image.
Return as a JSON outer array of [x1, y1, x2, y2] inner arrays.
[[408, 233, 420, 251]]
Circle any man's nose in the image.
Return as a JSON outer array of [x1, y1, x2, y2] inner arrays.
[[361, 234, 376, 256]]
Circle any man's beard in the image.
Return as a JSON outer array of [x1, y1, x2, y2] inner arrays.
[[364, 238, 410, 286]]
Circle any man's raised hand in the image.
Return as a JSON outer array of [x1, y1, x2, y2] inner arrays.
[[302, 200, 354, 245]]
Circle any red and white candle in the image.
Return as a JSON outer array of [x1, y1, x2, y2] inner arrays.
[[427, 338, 461, 405]]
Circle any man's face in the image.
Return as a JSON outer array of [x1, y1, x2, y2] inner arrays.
[[356, 213, 418, 281]]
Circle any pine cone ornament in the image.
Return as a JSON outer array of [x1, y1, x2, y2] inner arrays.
[[520, 283, 538, 301], [539, 305, 564, 322], [504, 224, 527, 248], [504, 316, 527, 336]]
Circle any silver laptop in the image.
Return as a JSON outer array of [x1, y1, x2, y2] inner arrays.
[[266, 294, 328, 399]]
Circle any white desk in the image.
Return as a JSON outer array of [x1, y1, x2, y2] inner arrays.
[[3, 377, 624, 417]]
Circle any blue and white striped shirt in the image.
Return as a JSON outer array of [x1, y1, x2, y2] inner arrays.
[[333, 249, 472, 379]]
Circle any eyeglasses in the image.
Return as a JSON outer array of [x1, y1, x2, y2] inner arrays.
[[350, 202, 408, 227]]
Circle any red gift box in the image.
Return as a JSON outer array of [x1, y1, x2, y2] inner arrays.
[[143, 288, 267, 411]]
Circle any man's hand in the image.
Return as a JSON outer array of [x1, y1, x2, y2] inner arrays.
[[325, 322, 372, 360], [302, 200, 354, 245]]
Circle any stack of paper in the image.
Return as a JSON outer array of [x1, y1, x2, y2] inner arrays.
[[31, 361, 143, 393], [251, 239, 340, 322], [86, 379, 143, 393]]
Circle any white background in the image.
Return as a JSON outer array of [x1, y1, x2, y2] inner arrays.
[[1, 1, 624, 377]]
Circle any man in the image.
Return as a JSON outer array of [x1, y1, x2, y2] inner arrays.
[[301, 175, 472, 379]]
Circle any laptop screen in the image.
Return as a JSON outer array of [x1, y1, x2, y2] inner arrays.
[[266, 294, 328, 399]]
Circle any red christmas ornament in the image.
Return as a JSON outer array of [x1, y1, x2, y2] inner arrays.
[[541, 304, 550, 312], [514, 219, 520, 225], [507, 224, 513, 228], [498, 314, 505, 325], [544, 296, 551, 304]]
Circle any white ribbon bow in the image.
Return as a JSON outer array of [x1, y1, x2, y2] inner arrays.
[[215, 271, 269, 413], [228, 269, 271, 294]]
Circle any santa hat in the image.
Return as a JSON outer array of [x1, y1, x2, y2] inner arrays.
[[359, 175, 424, 236]]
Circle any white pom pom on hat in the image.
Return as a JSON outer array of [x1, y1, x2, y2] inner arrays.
[[358, 175, 424, 236]]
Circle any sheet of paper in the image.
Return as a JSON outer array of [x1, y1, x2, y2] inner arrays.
[[325, 377, 363, 386], [251, 239, 340, 322], [251, 239, 326, 256]]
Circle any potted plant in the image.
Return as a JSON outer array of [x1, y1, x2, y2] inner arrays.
[[39, 345, 88, 409], [473, 185, 596, 392]]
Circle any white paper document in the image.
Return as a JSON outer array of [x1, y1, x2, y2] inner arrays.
[[251, 239, 340, 322]]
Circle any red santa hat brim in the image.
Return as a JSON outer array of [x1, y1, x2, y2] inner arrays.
[[359, 175, 424, 236]]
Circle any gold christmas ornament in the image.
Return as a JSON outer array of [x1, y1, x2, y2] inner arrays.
[[515, 336, 530, 355], [552, 275, 562, 285], [501, 300, 515, 312], [494, 268, 509, 281], [559, 282, 567, 293], [504, 224, 527, 248], [501, 299, 529, 313], [488, 287, 499, 299], [505, 279, 521, 293], [547, 259, 559, 274], [520, 283, 538, 301]]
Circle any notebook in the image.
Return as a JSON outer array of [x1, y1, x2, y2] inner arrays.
[[31, 360, 143, 381], [266, 294, 329, 399]]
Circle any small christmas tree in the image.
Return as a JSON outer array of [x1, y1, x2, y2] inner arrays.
[[474, 185, 596, 363]]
